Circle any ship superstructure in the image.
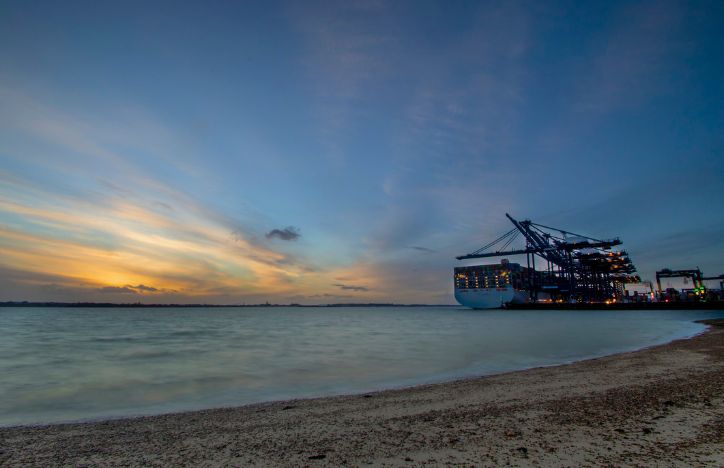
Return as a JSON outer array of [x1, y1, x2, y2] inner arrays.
[[454, 260, 537, 309]]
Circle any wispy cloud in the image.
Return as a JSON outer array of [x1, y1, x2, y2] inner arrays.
[[574, 0, 683, 113], [0, 83, 208, 184], [0, 82, 333, 303], [288, 0, 398, 160], [96, 284, 166, 294], [97, 286, 140, 294], [399, 2, 530, 159], [333, 283, 370, 292]]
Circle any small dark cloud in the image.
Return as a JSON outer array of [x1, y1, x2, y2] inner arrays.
[[290, 293, 354, 300], [333, 283, 370, 292], [97, 284, 160, 294], [411, 246, 435, 253], [266, 226, 301, 241], [97, 286, 138, 294], [128, 284, 158, 292], [98, 179, 132, 196], [155, 201, 174, 211]]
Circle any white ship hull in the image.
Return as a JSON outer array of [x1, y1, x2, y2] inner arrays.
[[454, 285, 528, 309]]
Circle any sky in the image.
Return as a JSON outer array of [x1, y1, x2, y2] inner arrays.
[[0, 0, 722, 304]]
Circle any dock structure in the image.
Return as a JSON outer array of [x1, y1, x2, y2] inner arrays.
[[703, 274, 724, 294], [457, 214, 639, 303], [656, 268, 724, 301]]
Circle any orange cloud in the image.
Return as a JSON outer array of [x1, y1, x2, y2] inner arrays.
[[0, 172, 370, 302]]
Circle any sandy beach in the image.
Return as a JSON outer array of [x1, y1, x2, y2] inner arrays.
[[1, 318, 722, 467]]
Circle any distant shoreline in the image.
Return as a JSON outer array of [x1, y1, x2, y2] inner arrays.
[[2, 301, 721, 310], [0, 301, 456, 308]]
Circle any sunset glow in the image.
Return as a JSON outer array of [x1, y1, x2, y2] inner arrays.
[[1, 1, 722, 304]]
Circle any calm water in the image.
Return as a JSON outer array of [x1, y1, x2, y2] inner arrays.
[[1, 306, 722, 427]]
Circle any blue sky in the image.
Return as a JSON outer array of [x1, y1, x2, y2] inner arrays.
[[0, 0, 722, 303]]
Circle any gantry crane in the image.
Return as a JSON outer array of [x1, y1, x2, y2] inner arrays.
[[655, 268, 704, 294], [701, 274, 724, 291], [456, 214, 639, 302]]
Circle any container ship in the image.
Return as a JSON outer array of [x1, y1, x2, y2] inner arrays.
[[454, 214, 640, 309], [455, 214, 723, 309], [454, 260, 536, 309]]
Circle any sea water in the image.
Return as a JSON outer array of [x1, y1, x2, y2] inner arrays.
[[1, 306, 722, 426]]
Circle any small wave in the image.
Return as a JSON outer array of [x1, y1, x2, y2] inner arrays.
[[90, 335, 141, 342], [168, 329, 213, 338], [119, 349, 180, 360]]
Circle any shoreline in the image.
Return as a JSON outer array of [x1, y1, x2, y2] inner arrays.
[[1, 319, 722, 466]]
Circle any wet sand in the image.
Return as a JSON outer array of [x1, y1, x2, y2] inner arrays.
[[1, 319, 722, 467]]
